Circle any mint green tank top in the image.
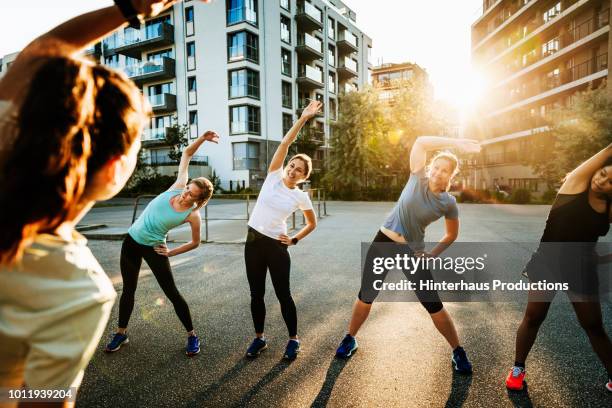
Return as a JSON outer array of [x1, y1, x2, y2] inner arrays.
[[128, 190, 193, 246]]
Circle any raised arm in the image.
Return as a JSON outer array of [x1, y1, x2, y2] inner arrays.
[[170, 130, 219, 190], [269, 100, 322, 172], [410, 136, 481, 173], [0, 1, 207, 101], [560, 143, 612, 194]]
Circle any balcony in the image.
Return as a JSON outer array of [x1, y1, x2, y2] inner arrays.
[[83, 43, 102, 58], [296, 101, 324, 118], [296, 33, 323, 60], [496, 9, 609, 81], [107, 22, 174, 59], [125, 57, 175, 85], [337, 56, 358, 79], [142, 127, 171, 147], [337, 30, 358, 54], [147, 93, 177, 113], [149, 154, 208, 166], [497, 53, 608, 112], [296, 1, 323, 31], [342, 81, 357, 94], [473, 0, 537, 47], [296, 65, 323, 89]]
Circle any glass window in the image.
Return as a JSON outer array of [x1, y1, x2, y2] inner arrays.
[[185, 6, 195, 36], [328, 72, 336, 94], [187, 41, 196, 70], [147, 48, 173, 62], [282, 113, 293, 135], [188, 76, 197, 104], [327, 17, 335, 39], [280, 0, 290, 11], [282, 81, 292, 108], [186, 7, 194, 22], [148, 82, 172, 96], [227, 0, 258, 26], [281, 48, 291, 76], [328, 45, 335, 66], [232, 142, 260, 170], [228, 68, 260, 99], [543, 2, 561, 24], [230, 105, 261, 134], [189, 111, 198, 138], [104, 54, 120, 68], [227, 31, 259, 63], [281, 15, 291, 43]]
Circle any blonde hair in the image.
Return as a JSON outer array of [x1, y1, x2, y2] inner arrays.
[[288, 153, 313, 179], [426, 151, 460, 191], [188, 177, 213, 210]]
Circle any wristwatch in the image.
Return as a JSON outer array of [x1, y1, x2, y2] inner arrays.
[[114, 0, 143, 29], [291, 237, 299, 245]]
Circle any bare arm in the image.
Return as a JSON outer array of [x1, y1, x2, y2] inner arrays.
[[410, 136, 481, 173], [0, 1, 185, 101], [170, 130, 219, 190], [269, 100, 322, 172], [154, 211, 201, 257], [559, 143, 612, 194], [423, 218, 459, 258], [279, 209, 317, 245]]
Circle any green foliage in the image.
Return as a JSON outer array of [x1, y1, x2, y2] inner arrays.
[[166, 121, 189, 163], [529, 87, 612, 189], [510, 188, 531, 204], [210, 170, 223, 193], [122, 174, 175, 196]]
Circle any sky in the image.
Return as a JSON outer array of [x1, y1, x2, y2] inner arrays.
[[0, 0, 485, 109]]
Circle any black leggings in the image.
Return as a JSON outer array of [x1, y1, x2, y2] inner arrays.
[[118, 234, 194, 332], [244, 227, 297, 337], [358, 230, 444, 314]]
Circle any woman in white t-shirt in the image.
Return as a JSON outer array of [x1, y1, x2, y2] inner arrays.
[[244, 100, 322, 361], [0, 1, 184, 406]]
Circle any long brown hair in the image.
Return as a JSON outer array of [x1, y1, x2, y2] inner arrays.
[[0, 56, 148, 265], [188, 177, 214, 210]]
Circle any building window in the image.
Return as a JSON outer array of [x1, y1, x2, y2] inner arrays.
[[282, 113, 293, 135], [188, 76, 197, 105], [280, 0, 290, 11], [230, 105, 261, 134], [227, 0, 258, 26], [232, 142, 260, 170], [281, 48, 291, 76], [104, 54, 120, 69], [280, 15, 291, 43], [327, 17, 335, 39], [329, 98, 337, 120], [227, 31, 259, 63], [148, 82, 173, 103], [328, 72, 336, 94], [189, 111, 198, 139], [185, 6, 195, 36], [147, 48, 173, 62], [543, 2, 561, 24], [327, 44, 335, 67], [186, 42, 196, 70], [282, 81, 292, 108], [228, 68, 260, 99], [542, 37, 559, 57]]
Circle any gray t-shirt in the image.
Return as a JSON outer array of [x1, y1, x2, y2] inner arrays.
[[383, 168, 458, 249]]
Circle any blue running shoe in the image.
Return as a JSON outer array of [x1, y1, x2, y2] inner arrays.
[[186, 335, 200, 356], [452, 346, 473, 374], [246, 337, 268, 358], [283, 339, 301, 361], [105, 333, 129, 353], [336, 334, 358, 358]]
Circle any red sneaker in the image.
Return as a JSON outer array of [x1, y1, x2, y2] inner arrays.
[[506, 366, 526, 391]]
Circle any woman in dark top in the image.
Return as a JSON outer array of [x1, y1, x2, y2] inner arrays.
[[506, 144, 612, 392]]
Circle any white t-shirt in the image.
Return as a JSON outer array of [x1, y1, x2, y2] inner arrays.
[[0, 232, 116, 390], [248, 169, 314, 239]]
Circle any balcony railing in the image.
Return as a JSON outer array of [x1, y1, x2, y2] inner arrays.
[[227, 5, 257, 25], [298, 33, 322, 52], [105, 22, 174, 58], [499, 9, 609, 78], [149, 155, 209, 166], [502, 53, 608, 108], [297, 64, 323, 87], [473, 0, 535, 45], [125, 57, 175, 84], [143, 127, 168, 141], [337, 30, 357, 54], [147, 93, 177, 112], [296, 1, 322, 27], [341, 56, 357, 72]]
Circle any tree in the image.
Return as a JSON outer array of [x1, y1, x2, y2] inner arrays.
[[529, 87, 612, 189], [166, 120, 189, 163]]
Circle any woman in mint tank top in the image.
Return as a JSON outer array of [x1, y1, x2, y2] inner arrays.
[[105, 130, 219, 357], [334, 136, 482, 375]]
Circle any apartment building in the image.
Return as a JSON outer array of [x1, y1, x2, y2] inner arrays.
[[371, 61, 430, 102], [470, 0, 610, 194], [73, 0, 371, 190]]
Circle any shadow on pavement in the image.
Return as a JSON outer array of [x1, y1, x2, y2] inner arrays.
[[184, 358, 249, 408], [310, 357, 349, 407], [232, 360, 291, 407], [444, 370, 473, 408], [506, 386, 533, 408]]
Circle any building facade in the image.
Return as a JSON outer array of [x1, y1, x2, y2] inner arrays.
[[470, 0, 611, 194], [370, 61, 430, 102], [78, 0, 371, 190]]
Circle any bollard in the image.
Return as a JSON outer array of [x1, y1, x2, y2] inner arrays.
[[292, 211, 296, 230], [204, 205, 209, 242], [246, 194, 250, 219], [317, 189, 321, 219]]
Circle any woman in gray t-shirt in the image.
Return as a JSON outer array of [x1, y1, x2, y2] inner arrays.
[[335, 136, 481, 374]]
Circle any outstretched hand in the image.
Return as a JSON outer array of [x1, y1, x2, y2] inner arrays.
[[201, 130, 220, 144], [300, 100, 323, 121]]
